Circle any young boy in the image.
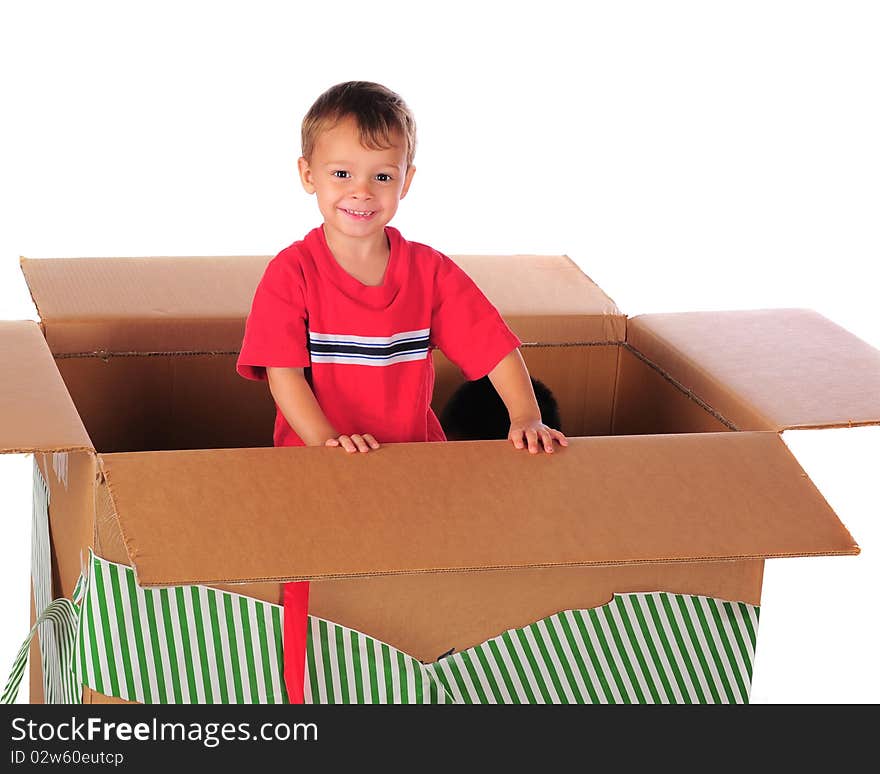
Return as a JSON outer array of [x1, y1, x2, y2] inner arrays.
[[236, 81, 567, 456], [235, 81, 567, 703]]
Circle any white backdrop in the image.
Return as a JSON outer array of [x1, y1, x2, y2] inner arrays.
[[1, 0, 877, 704]]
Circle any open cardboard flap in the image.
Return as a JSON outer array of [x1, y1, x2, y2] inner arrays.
[[19, 255, 270, 354], [0, 320, 93, 454], [449, 254, 626, 342], [98, 431, 859, 587], [19, 253, 626, 352], [628, 309, 880, 431]]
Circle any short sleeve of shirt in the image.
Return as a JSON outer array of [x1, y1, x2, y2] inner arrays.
[[236, 249, 310, 381], [431, 254, 522, 381]]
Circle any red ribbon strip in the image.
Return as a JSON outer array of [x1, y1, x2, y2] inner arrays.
[[282, 580, 310, 704]]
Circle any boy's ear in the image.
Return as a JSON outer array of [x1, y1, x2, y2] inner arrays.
[[399, 164, 416, 200], [297, 156, 316, 194]]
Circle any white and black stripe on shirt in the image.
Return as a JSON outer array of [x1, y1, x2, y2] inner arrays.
[[308, 328, 431, 366]]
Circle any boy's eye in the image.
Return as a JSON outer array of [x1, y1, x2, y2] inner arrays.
[[332, 170, 350, 179], [375, 173, 392, 182]]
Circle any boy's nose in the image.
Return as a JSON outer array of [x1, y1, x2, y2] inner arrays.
[[352, 178, 374, 198]]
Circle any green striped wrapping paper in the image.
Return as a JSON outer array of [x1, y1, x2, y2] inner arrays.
[[1, 584, 83, 704], [32, 455, 81, 703], [77, 552, 759, 704], [2, 457, 85, 704], [77, 551, 288, 704]]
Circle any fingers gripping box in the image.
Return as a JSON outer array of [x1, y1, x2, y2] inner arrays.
[[1, 252, 873, 704]]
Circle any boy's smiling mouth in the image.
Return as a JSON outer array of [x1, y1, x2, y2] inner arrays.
[[340, 207, 377, 220]]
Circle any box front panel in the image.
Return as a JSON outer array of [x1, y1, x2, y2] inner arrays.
[[75, 556, 764, 705]]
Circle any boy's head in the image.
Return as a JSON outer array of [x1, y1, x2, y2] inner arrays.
[[439, 376, 563, 442], [298, 82, 417, 241]]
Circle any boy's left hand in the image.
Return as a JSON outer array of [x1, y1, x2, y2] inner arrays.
[[508, 419, 568, 454]]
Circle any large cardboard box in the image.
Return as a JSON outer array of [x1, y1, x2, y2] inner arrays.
[[2, 252, 875, 704]]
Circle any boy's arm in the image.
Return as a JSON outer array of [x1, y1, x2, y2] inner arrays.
[[266, 367, 378, 452], [487, 349, 568, 454]]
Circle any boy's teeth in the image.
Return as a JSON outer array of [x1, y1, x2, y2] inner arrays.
[[345, 209, 372, 215]]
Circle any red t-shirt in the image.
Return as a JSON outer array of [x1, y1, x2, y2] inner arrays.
[[236, 225, 522, 447]]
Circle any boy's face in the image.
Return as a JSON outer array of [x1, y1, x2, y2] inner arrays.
[[297, 116, 416, 245]]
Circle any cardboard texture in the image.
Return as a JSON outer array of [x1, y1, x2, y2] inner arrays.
[[2, 251, 873, 704], [627, 310, 880, 432]]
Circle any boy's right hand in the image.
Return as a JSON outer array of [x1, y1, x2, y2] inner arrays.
[[325, 434, 380, 453]]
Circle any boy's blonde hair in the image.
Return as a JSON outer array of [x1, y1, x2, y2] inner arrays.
[[301, 81, 417, 168]]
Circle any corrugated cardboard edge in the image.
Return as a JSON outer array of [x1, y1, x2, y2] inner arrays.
[[2, 445, 94, 456]]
